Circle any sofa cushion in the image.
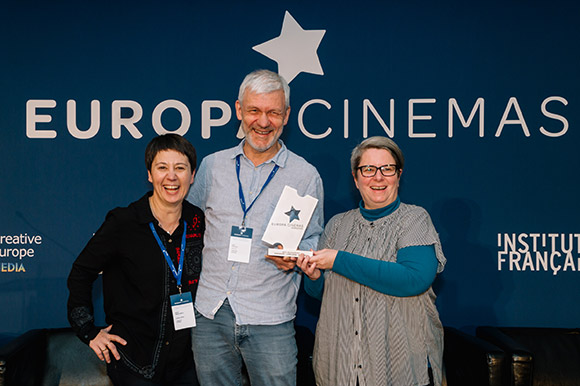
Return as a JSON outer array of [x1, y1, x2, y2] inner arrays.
[[43, 328, 111, 386]]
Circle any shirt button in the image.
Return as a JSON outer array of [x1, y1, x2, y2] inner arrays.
[[165, 341, 170, 346], [168, 239, 173, 243]]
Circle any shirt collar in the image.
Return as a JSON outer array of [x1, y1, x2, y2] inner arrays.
[[135, 192, 157, 225], [232, 139, 288, 168]]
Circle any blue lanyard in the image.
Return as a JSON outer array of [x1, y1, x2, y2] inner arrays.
[[149, 220, 187, 292], [236, 154, 279, 227]]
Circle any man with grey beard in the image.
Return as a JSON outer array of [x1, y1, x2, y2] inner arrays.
[[187, 69, 324, 386]]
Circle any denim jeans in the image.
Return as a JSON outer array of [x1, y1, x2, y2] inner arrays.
[[191, 300, 297, 386]]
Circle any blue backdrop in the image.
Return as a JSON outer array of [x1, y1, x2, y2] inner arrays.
[[1, 0, 579, 341]]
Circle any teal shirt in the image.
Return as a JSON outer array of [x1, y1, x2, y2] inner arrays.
[[305, 198, 438, 300]]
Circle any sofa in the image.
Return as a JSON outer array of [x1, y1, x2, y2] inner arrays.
[[476, 326, 580, 386], [0, 326, 316, 386], [443, 326, 505, 386], [0, 328, 110, 386], [10, 324, 578, 386]]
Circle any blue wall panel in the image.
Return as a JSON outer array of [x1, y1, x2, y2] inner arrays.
[[1, 0, 579, 336]]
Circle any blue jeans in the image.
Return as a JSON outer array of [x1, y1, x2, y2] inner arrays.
[[191, 300, 297, 386]]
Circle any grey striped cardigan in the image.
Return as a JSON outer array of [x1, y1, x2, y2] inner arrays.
[[313, 203, 446, 386]]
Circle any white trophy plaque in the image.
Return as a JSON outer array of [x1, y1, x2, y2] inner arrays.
[[262, 185, 318, 254]]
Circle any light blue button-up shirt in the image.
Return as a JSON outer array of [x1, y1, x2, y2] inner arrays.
[[187, 140, 324, 325]]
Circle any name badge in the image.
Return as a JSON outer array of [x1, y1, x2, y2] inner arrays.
[[228, 226, 253, 263], [170, 291, 196, 330]]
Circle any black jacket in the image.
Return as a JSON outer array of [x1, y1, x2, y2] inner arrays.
[[67, 192, 204, 381]]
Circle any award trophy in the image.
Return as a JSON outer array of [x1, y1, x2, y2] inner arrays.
[[262, 185, 318, 257]]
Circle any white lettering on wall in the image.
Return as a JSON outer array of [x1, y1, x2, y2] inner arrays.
[[497, 233, 580, 275], [495, 97, 530, 137], [540, 96, 568, 137], [67, 100, 101, 139], [152, 99, 191, 136], [363, 99, 394, 138], [26, 99, 57, 139], [448, 98, 485, 137], [298, 99, 332, 139], [112, 100, 143, 139], [201, 100, 231, 139], [25, 96, 570, 140], [409, 98, 436, 138]]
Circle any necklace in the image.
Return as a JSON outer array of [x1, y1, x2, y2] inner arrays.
[[149, 198, 181, 235]]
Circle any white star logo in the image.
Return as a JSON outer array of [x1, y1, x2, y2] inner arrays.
[[253, 11, 326, 84]]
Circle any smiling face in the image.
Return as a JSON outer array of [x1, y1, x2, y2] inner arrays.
[[353, 148, 402, 210], [147, 149, 194, 208], [236, 89, 289, 162]]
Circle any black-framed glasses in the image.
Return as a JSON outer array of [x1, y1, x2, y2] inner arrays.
[[357, 164, 398, 177]]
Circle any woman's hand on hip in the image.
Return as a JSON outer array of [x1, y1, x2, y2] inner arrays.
[[89, 325, 127, 363]]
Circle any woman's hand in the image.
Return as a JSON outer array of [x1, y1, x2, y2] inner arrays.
[[309, 249, 338, 270], [89, 325, 127, 363], [297, 253, 321, 280]]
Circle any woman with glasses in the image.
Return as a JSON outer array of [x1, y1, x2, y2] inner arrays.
[[297, 136, 446, 386]]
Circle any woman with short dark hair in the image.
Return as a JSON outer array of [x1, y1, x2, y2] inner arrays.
[[68, 134, 203, 385]]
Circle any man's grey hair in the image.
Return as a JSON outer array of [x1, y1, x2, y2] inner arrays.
[[238, 69, 290, 109]]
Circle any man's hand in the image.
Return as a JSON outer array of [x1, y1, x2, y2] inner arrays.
[[265, 255, 297, 271], [265, 244, 297, 271]]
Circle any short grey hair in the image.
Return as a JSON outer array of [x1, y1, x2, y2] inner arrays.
[[238, 69, 290, 109], [350, 136, 405, 174]]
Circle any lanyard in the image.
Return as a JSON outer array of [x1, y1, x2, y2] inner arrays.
[[149, 220, 187, 293], [236, 154, 279, 227]]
